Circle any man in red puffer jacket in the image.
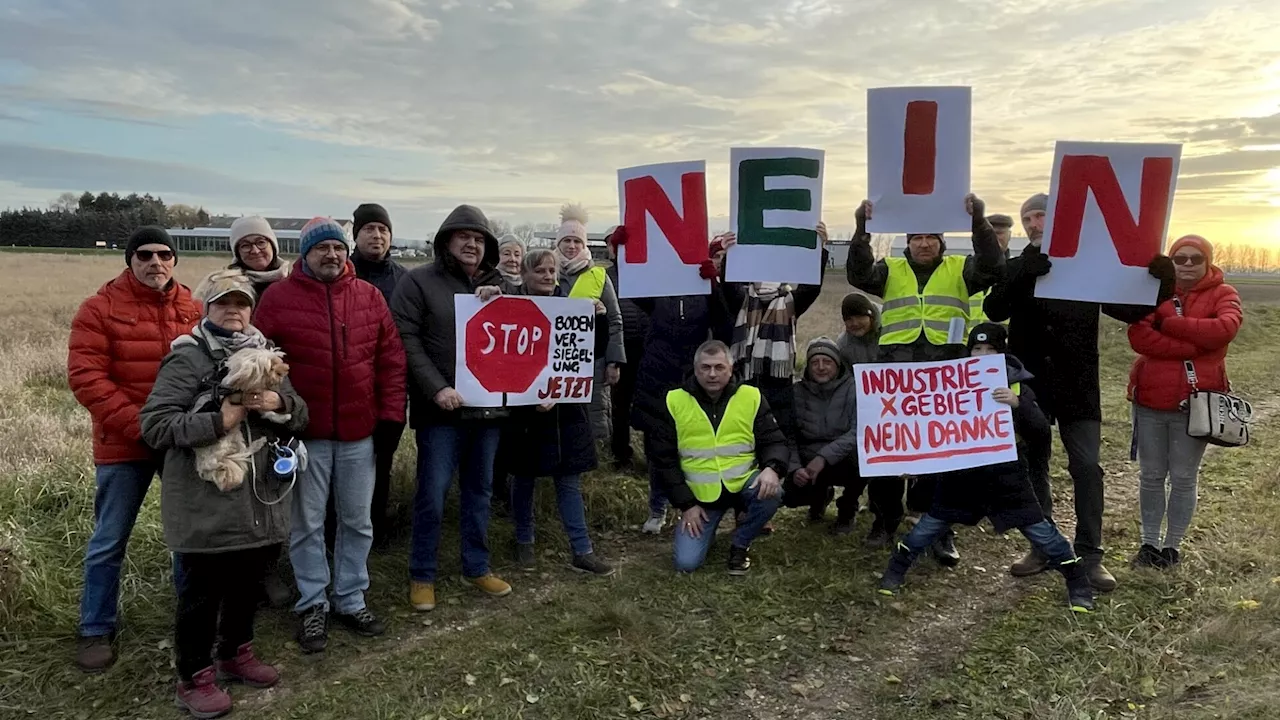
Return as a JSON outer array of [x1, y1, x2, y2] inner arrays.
[[1127, 234, 1242, 570], [255, 217, 406, 655], [68, 226, 201, 673]]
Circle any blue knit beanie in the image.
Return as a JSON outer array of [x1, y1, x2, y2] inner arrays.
[[299, 217, 349, 257]]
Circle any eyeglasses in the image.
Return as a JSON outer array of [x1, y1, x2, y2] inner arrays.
[[314, 244, 349, 256], [1173, 255, 1205, 266], [134, 250, 174, 262], [238, 239, 272, 252]]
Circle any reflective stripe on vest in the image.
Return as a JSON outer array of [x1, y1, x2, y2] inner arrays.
[[665, 385, 761, 503], [569, 266, 607, 300], [879, 256, 969, 346]]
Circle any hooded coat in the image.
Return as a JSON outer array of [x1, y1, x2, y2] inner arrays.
[[788, 355, 859, 470], [391, 205, 506, 427], [836, 294, 883, 368]]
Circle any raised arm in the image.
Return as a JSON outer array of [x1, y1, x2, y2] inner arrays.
[[845, 202, 888, 297], [791, 247, 829, 317], [963, 196, 1004, 296], [600, 274, 627, 365]]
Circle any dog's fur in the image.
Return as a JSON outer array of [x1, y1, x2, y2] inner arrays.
[[196, 347, 290, 492]]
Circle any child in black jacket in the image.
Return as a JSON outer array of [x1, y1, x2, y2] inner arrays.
[[876, 323, 1095, 613]]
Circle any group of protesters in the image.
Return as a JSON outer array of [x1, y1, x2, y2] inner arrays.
[[66, 187, 1242, 717]]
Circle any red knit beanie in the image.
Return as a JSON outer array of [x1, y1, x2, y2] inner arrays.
[[1170, 234, 1213, 266]]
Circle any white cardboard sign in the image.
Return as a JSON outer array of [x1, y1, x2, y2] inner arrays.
[[454, 294, 596, 407], [1035, 141, 1182, 306], [726, 147, 825, 285], [855, 355, 1019, 477], [866, 86, 972, 235], [616, 161, 711, 299]]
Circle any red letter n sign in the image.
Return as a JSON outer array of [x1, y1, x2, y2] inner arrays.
[[621, 173, 708, 264], [1049, 154, 1176, 267], [615, 160, 711, 299]]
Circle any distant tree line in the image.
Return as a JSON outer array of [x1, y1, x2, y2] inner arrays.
[[0, 191, 210, 249], [1212, 243, 1280, 274]]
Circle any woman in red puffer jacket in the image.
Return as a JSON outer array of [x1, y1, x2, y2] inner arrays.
[[1127, 234, 1242, 570]]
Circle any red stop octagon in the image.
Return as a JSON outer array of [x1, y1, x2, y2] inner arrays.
[[465, 297, 552, 394]]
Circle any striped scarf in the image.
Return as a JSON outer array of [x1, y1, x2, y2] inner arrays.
[[730, 283, 797, 382]]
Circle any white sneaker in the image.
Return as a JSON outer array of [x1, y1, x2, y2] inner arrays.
[[642, 513, 665, 535]]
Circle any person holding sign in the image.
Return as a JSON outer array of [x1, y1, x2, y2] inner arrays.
[[495, 249, 616, 577], [647, 340, 789, 574], [878, 324, 1094, 614], [966, 213, 1014, 334], [983, 193, 1176, 591], [391, 205, 512, 613], [555, 203, 625, 442]]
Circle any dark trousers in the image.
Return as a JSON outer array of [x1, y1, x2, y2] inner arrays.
[[1026, 420, 1105, 558], [784, 459, 904, 529], [610, 341, 644, 461], [174, 545, 276, 680], [328, 421, 404, 548], [906, 474, 938, 514]]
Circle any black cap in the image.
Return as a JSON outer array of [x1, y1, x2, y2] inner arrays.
[[987, 214, 1013, 229], [125, 226, 176, 266], [353, 203, 393, 239], [967, 322, 1008, 353]]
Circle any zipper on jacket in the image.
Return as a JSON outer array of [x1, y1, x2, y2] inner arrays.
[[342, 323, 349, 359], [328, 284, 340, 435], [679, 299, 685, 321]]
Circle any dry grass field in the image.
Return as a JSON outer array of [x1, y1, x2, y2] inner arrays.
[[2, 252, 1279, 719]]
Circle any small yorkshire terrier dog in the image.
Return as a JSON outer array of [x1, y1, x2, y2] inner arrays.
[[196, 347, 291, 492]]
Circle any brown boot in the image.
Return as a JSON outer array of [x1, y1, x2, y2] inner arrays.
[[1084, 558, 1117, 592], [1010, 548, 1050, 577], [75, 634, 115, 673], [215, 642, 280, 689]]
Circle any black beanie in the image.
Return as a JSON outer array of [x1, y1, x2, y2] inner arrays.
[[125, 225, 177, 266], [353, 203, 393, 239], [841, 292, 876, 320], [967, 322, 1008, 353]]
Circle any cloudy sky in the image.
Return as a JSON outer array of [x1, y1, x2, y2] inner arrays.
[[1, 0, 1278, 244]]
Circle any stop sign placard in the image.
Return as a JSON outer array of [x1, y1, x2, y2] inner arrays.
[[464, 297, 552, 394]]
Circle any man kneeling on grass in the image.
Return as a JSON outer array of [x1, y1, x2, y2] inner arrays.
[[647, 340, 788, 574], [877, 324, 1095, 613]]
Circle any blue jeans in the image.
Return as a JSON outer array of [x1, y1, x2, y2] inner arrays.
[[511, 474, 592, 556], [410, 424, 501, 582], [289, 438, 375, 614], [79, 461, 159, 637], [902, 514, 1073, 564], [673, 476, 780, 572]]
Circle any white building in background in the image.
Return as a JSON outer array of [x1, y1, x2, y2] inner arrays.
[[165, 217, 417, 256]]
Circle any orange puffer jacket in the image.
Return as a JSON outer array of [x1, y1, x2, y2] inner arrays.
[[68, 270, 201, 465]]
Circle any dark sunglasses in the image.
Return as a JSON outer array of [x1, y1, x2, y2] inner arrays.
[[1173, 255, 1205, 266], [134, 249, 174, 262]]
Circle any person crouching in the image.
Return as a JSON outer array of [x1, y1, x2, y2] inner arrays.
[[876, 324, 1094, 613]]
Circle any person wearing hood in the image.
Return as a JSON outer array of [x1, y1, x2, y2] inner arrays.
[[844, 193, 1001, 566], [255, 218, 407, 654], [141, 269, 309, 717], [983, 193, 1177, 591], [391, 205, 512, 613], [604, 230, 651, 470], [350, 203, 409, 550], [1127, 235, 1242, 570], [648, 340, 790, 574], [836, 292, 882, 368], [555, 203, 625, 441], [878, 323, 1094, 614], [781, 338, 904, 544], [967, 213, 1014, 333], [229, 216, 290, 300]]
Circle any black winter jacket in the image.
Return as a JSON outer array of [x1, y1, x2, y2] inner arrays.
[[787, 362, 859, 470], [649, 376, 790, 512], [605, 262, 651, 347], [354, 251, 408, 305]]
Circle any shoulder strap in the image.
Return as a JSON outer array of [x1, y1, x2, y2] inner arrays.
[[1170, 297, 1201, 392]]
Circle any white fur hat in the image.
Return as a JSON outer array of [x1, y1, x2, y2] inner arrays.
[[229, 216, 279, 259], [556, 203, 588, 243]]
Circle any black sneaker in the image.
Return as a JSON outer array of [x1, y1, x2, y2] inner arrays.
[[1160, 547, 1181, 568], [515, 542, 536, 568], [931, 529, 960, 568], [332, 606, 385, 637], [727, 545, 752, 576], [571, 553, 616, 577], [296, 605, 328, 653], [1130, 543, 1163, 569], [878, 543, 916, 596], [830, 517, 856, 536]]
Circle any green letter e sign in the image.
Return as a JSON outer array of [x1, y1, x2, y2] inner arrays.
[[737, 157, 822, 249]]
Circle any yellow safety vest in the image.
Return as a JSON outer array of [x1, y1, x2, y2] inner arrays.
[[665, 385, 761, 504], [569, 266, 606, 300], [880, 256, 969, 346]]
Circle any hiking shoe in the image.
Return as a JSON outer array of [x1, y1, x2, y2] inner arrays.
[[571, 553, 616, 577], [175, 667, 232, 719], [1085, 559, 1117, 592], [1130, 544, 1164, 569], [468, 573, 513, 597], [1056, 559, 1096, 613], [216, 642, 279, 688], [931, 529, 960, 568], [515, 542, 536, 568], [863, 526, 894, 550], [332, 606, 385, 637], [1160, 547, 1181, 568], [878, 543, 916, 596], [642, 512, 666, 535], [1011, 547, 1050, 577], [830, 517, 856, 536], [296, 605, 328, 654], [409, 581, 436, 612], [75, 634, 115, 673], [727, 545, 752, 576]]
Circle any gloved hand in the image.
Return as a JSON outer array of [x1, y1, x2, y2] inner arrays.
[[698, 259, 718, 281], [965, 193, 986, 220], [1148, 254, 1176, 303], [1022, 250, 1053, 278], [607, 226, 628, 249]]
